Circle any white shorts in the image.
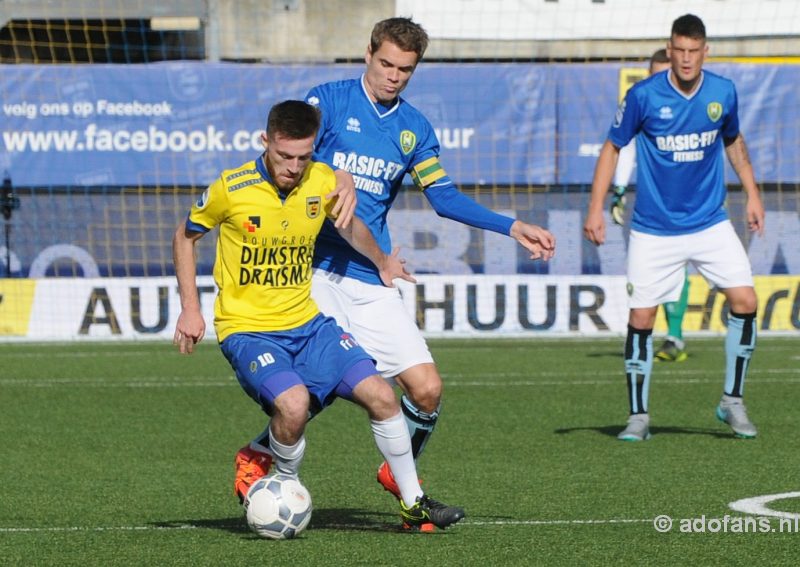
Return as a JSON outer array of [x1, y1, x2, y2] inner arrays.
[[311, 269, 433, 379], [627, 220, 753, 308]]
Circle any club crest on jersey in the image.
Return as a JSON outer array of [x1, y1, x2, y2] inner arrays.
[[400, 130, 417, 155], [306, 196, 321, 218], [707, 102, 722, 122], [243, 216, 261, 233], [626, 282, 634, 297]]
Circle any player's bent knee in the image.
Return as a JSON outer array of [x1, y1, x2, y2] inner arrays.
[[272, 387, 310, 426], [397, 364, 442, 411], [725, 286, 758, 314], [407, 382, 442, 413]]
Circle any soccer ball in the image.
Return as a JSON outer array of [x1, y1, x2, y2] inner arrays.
[[243, 473, 313, 540]]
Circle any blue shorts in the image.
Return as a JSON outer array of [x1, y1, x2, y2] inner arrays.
[[219, 314, 377, 414]]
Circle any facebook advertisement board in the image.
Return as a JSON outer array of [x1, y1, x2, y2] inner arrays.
[[2, 62, 799, 187]]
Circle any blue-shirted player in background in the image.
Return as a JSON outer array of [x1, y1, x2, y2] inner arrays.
[[584, 14, 765, 442], [233, 16, 556, 531], [611, 49, 692, 363]]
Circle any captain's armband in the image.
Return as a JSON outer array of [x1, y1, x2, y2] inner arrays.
[[410, 157, 447, 189]]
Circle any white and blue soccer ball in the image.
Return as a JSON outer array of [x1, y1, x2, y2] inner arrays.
[[243, 473, 312, 540]]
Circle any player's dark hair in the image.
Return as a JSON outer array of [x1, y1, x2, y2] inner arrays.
[[370, 17, 429, 61], [266, 100, 321, 140], [671, 14, 706, 40], [650, 48, 669, 65]]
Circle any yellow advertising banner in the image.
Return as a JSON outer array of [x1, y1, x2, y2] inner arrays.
[[0, 279, 37, 336], [655, 275, 800, 333]]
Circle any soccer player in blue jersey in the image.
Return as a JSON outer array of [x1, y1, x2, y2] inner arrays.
[[611, 49, 691, 363], [173, 100, 465, 530], [584, 14, 765, 442], [232, 16, 555, 530]]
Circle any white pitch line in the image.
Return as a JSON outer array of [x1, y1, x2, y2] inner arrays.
[[0, 517, 652, 534]]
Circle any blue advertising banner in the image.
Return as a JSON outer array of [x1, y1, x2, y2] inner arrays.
[[1, 62, 798, 186]]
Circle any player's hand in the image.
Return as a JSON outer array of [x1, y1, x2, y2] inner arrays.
[[609, 185, 626, 226], [377, 247, 416, 287], [583, 209, 606, 245], [173, 308, 205, 354], [326, 169, 357, 229], [746, 191, 765, 237], [510, 221, 556, 261]]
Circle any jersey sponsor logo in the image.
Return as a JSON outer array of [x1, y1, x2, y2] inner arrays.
[[659, 106, 673, 120], [339, 333, 359, 351], [243, 216, 261, 233], [656, 129, 718, 151], [239, 242, 314, 287], [346, 117, 361, 133], [707, 102, 722, 122], [306, 196, 321, 218], [331, 152, 404, 182], [400, 130, 416, 154], [353, 175, 384, 195]]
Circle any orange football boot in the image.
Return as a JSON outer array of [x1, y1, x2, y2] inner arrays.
[[234, 445, 273, 504]]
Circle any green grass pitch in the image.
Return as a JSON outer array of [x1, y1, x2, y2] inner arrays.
[[1, 337, 798, 566]]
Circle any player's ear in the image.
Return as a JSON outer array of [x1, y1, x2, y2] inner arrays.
[[365, 44, 373, 65], [260, 132, 269, 151]]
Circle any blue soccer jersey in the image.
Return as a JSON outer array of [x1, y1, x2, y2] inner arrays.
[[306, 76, 513, 285], [306, 76, 441, 284], [608, 70, 740, 236]]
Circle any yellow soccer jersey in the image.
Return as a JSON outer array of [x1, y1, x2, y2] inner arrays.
[[187, 156, 337, 340]]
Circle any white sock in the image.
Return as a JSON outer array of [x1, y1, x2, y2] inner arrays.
[[268, 432, 305, 476], [371, 412, 423, 507]]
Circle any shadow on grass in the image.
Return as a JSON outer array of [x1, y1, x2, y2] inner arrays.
[[554, 424, 733, 439], [311, 508, 408, 532], [153, 508, 409, 535], [585, 351, 624, 359]]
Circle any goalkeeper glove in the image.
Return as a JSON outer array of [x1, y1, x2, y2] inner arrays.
[[610, 185, 626, 226]]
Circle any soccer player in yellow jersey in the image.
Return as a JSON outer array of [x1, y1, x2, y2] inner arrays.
[[172, 100, 465, 531]]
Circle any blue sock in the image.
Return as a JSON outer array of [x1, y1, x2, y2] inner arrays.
[[624, 325, 653, 414], [725, 311, 757, 397], [400, 395, 439, 459]]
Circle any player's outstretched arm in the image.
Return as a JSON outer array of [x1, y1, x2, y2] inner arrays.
[[584, 140, 621, 246], [510, 221, 556, 261], [724, 133, 765, 236], [325, 169, 357, 229], [172, 223, 206, 354], [336, 218, 416, 287]]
